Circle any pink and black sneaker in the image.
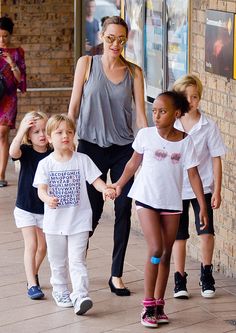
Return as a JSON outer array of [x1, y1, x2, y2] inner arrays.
[[141, 299, 158, 328], [156, 298, 169, 324]]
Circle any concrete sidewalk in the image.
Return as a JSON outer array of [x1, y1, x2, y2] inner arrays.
[[1, 162, 236, 332]]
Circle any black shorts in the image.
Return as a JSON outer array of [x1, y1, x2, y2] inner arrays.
[[176, 193, 214, 240], [135, 201, 182, 215]]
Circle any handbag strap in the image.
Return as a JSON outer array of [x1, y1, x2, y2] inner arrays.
[[84, 55, 92, 83]]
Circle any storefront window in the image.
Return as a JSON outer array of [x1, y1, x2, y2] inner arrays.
[[144, 0, 163, 100], [124, 0, 144, 67], [166, 0, 189, 88], [84, 0, 120, 55]]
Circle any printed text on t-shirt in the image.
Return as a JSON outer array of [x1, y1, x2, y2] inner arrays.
[[48, 170, 81, 207]]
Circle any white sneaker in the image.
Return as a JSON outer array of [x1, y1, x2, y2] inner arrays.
[[201, 288, 216, 298], [74, 297, 93, 315], [52, 291, 73, 308]]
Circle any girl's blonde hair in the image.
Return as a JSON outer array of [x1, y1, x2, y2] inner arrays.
[[172, 74, 203, 99], [46, 114, 76, 137], [22, 111, 48, 145]]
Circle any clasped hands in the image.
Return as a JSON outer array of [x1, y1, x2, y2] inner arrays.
[[102, 183, 122, 201], [46, 183, 122, 209]]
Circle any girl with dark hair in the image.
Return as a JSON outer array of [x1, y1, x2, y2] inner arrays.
[[0, 15, 26, 187], [68, 16, 147, 296], [113, 91, 208, 328]]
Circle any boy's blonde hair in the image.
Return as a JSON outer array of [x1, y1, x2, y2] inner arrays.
[[46, 114, 76, 137], [22, 111, 48, 145], [173, 74, 203, 99]]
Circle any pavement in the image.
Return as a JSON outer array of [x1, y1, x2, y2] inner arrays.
[[1, 161, 236, 333]]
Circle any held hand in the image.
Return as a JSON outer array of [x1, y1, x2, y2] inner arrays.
[[199, 209, 209, 230], [46, 196, 59, 209], [102, 187, 116, 201], [115, 185, 122, 197], [108, 183, 122, 197], [211, 192, 221, 209]]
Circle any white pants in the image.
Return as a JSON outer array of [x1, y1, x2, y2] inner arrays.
[[46, 232, 89, 304]]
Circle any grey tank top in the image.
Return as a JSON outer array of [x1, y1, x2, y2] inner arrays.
[[78, 55, 134, 148]]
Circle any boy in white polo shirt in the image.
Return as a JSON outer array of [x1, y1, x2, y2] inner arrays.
[[172, 75, 226, 299]]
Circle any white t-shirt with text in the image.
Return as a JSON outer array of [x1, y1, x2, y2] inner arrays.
[[33, 152, 102, 235]]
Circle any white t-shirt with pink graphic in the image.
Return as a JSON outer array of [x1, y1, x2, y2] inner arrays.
[[128, 127, 199, 211], [33, 152, 102, 235]]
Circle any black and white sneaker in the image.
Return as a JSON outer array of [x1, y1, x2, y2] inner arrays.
[[200, 264, 215, 298], [174, 271, 189, 299]]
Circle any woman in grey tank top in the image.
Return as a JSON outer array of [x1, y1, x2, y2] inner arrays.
[[68, 16, 147, 296]]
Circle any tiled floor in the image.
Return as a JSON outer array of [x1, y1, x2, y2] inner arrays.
[[1, 161, 236, 332]]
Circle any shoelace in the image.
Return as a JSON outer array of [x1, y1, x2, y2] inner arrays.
[[202, 274, 215, 290], [144, 306, 156, 319], [176, 274, 187, 288], [57, 292, 71, 303], [202, 280, 215, 290], [156, 305, 164, 316], [30, 286, 41, 292], [175, 279, 186, 291]]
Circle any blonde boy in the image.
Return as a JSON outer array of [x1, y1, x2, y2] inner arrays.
[[33, 114, 115, 315], [172, 75, 226, 299]]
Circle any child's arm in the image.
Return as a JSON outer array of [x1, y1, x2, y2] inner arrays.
[[92, 178, 116, 200], [9, 115, 37, 159], [113, 151, 143, 192], [211, 156, 222, 209], [38, 184, 59, 209], [187, 166, 208, 230]]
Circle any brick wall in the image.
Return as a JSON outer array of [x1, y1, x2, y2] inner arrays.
[[190, 0, 236, 277], [0, 0, 74, 137]]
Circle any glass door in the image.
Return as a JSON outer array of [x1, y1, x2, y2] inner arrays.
[[144, 0, 164, 101], [166, 0, 189, 88]]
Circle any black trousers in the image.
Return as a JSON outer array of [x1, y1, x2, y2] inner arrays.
[[78, 140, 134, 277]]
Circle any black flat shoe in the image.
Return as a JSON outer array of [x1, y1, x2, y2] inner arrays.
[[108, 277, 131, 296]]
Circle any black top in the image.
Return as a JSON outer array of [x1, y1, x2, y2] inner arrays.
[[15, 145, 51, 214]]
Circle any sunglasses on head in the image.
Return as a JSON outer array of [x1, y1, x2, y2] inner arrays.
[[103, 35, 127, 46]]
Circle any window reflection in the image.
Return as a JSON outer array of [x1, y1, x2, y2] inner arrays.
[[84, 0, 120, 55], [145, 0, 163, 99]]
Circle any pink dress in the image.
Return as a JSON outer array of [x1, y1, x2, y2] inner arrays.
[[0, 47, 26, 129]]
